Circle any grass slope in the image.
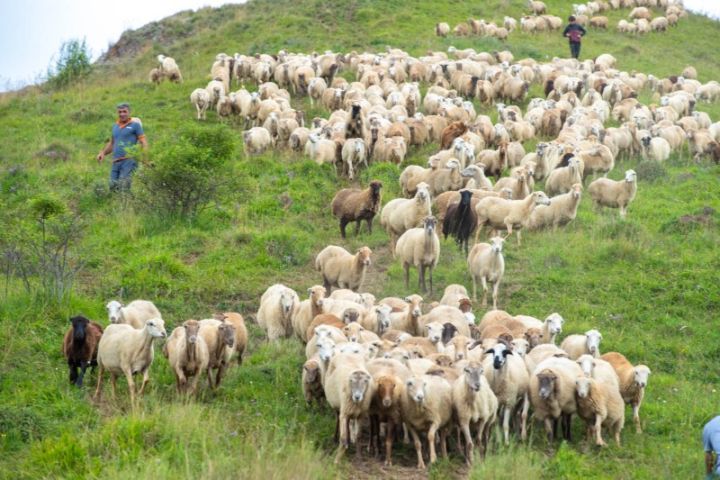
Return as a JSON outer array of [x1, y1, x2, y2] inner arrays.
[[1, 0, 719, 478]]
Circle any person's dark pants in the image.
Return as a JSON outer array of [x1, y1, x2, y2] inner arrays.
[[110, 158, 137, 191], [570, 41, 581, 59]]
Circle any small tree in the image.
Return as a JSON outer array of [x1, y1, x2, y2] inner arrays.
[[46, 39, 92, 89], [135, 124, 237, 219]]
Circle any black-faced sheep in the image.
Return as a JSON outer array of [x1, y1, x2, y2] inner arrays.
[[62, 315, 103, 387]]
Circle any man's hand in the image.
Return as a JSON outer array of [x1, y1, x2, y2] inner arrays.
[[96, 152, 105, 164]]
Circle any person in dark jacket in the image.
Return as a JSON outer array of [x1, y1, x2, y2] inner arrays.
[[563, 16, 587, 59]]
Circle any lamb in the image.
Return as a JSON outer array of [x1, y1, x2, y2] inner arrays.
[[323, 353, 375, 463], [529, 356, 583, 442], [452, 361, 498, 464], [524, 183, 582, 231], [443, 189, 478, 254], [198, 319, 236, 390], [482, 342, 530, 444], [156, 54, 183, 83], [545, 157, 583, 196], [106, 299, 162, 329], [380, 182, 432, 252], [395, 216, 441, 294], [467, 236, 505, 309], [475, 191, 551, 245], [331, 180, 382, 238], [62, 315, 103, 387], [163, 319, 209, 396], [601, 352, 651, 433], [560, 329, 603, 360], [401, 374, 454, 469], [575, 376, 625, 446], [216, 312, 247, 365], [190, 88, 212, 120], [243, 127, 273, 156], [93, 318, 167, 404], [315, 245, 372, 293], [257, 284, 300, 341], [436, 22, 451, 37], [588, 169, 637, 218]]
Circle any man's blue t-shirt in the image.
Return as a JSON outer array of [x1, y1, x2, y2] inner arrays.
[[703, 416, 720, 475], [111, 118, 145, 161]]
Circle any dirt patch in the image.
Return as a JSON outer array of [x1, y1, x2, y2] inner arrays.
[[35, 142, 71, 162]]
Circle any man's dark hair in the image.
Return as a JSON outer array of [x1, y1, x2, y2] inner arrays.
[[568, 15, 576, 22], [116, 102, 130, 110]]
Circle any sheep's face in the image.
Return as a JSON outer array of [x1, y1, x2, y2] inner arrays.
[[625, 170, 637, 183], [343, 322, 364, 342], [347, 370, 371, 403], [423, 216, 437, 235], [451, 336, 471, 361], [316, 336, 335, 362], [459, 189, 473, 206], [370, 180, 383, 195], [532, 192, 551, 206], [375, 305, 392, 334], [220, 323, 236, 347], [389, 347, 411, 364], [405, 295, 424, 318], [280, 291, 295, 317], [641, 135, 652, 147], [357, 247, 372, 267], [377, 377, 397, 407], [486, 343, 513, 370], [585, 330, 602, 355], [442, 322, 459, 345], [308, 286, 326, 304], [70, 316, 89, 341], [425, 322, 444, 344], [490, 236, 505, 254], [183, 320, 200, 344], [303, 361, 319, 383], [338, 342, 364, 355], [575, 377, 592, 398], [463, 363, 484, 392], [576, 354, 595, 377], [434, 354, 453, 367], [524, 329, 542, 348], [634, 366, 651, 388], [406, 377, 427, 403], [545, 313, 565, 336], [537, 371, 557, 400], [145, 318, 167, 339], [106, 300, 123, 324], [511, 339, 529, 357]]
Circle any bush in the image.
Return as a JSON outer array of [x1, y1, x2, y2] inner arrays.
[[135, 124, 237, 219], [46, 39, 92, 90], [635, 160, 667, 183]]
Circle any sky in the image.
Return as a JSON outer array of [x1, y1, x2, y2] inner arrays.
[[0, 0, 245, 91], [0, 0, 718, 91]]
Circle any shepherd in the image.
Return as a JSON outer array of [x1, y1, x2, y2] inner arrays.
[[563, 16, 587, 60]]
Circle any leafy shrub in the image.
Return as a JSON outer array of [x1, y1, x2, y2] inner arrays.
[[135, 124, 237, 219], [635, 159, 667, 183], [46, 39, 92, 90]]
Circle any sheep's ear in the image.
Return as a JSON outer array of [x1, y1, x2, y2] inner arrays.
[[503, 350, 513, 356], [484, 348, 494, 354]]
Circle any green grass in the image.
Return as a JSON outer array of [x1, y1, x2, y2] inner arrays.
[[1, 0, 719, 478]]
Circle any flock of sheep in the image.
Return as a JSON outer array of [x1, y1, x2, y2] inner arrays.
[[58, 0, 718, 469]]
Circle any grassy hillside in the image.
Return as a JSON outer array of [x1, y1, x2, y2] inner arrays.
[[1, 0, 719, 478]]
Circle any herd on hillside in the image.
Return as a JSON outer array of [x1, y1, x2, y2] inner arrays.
[[64, 0, 719, 469]]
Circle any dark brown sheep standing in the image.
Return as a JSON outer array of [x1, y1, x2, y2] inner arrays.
[[331, 180, 383, 238], [440, 121, 468, 149], [62, 315, 104, 387], [346, 103, 365, 139], [443, 189, 478, 255]]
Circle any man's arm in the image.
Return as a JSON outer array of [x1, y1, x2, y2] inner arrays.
[[707, 451, 715, 476], [580, 25, 587, 36], [96, 139, 113, 163], [563, 25, 570, 37]]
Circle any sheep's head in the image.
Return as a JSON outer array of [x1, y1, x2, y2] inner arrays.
[[404, 294, 424, 318], [303, 360, 320, 383], [585, 329, 602, 356], [219, 323, 236, 347], [377, 376, 397, 407], [106, 300, 123, 323], [406, 377, 427, 403], [458, 189, 473, 207], [280, 290, 296, 317], [486, 342, 513, 370], [532, 191, 551, 206], [463, 362, 484, 392], [355, 246, 372, 267], [545, 313, 565, 336], [425, 322, 444, 344], [633, 365, 651, 388], [511, 338, 530, 357], [316, 335, 335, 362], [70, 315, 89, 340], [624, 169, 637, 183], [460, 165, 479, 178], [375, 305, 392, 334], [307, 285, 326, 304], [490, 236, 505, 254], [576, 354, 596, 377], [500, 187, 513, 200], [369, 180, 383, 196], [145, 318, 167, 339], [524, 328, 542, 348], [422, 216, 437, 235], [450, 335, 471, 361], [349, 370, 372, 403], [575, 376, 592, 398], [537, 370, 557, 400], [183, 319, 201, 344], [342, 308, 360, 325], [343, 321, 365, 342]]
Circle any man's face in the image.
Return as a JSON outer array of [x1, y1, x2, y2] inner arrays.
[[117, 108, 129, 122]]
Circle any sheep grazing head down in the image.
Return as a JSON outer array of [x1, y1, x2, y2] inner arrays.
[[490, 236, 505, 255], [575, 376, 592, 398], [634, 365, 651, 388], [357, 246, 372, 267], [145, 318, 167, 339], [463, 362, 484, 392], [106, 300, 123, 323], [537, 370, 558, 400], [406, 377, 428, 404], [625, 169, 637, 183], [584, 329, 602, 355], [349, 371, 372, 403], [303, 360, 319, 383], [486, 343, 513, 370], [183, 319, 201, 344]]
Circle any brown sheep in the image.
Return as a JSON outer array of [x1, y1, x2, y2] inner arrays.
[[441, 121, 468, 149], [331, 180, 383, 238], [62, 315, 104, 387], [305, 313, 347, 341], [216, 312, 248, 365]]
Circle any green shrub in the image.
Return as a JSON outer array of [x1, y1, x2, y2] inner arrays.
[[635, 160, 667, 183], [46, 39, 92, 90]]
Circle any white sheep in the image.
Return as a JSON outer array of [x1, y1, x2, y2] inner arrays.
[[243, 127, 273, 156], [452, 361, 498, 464], [640, 134, 671, 162], [467, 236, 505, 309], [257, 284, 300, 341], [436, 22, 451, 37], [315, 245, 372, 293], [529, 356, 583, 442], [524, 183, 583, 231], [190, 88, 212, 120], [395, 216, 440, 294], [380, 182, 432, 252], [576, 354, 620, 389], [106, 299, 162, 329], [475, 191, 551, 246], [157, 54, 183, 82], [601, 352, 651, 433], [341, 138, 368, 180], [560, 329, 603, 360], [439, 284, 469, 307], [588, 169, 637, 218], [163, 319, 209, 396], [93, 318, 167, 404], [575, 376, 625, 446], [305, 133, 337, 165]]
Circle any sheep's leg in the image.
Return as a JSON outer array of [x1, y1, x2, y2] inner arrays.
[[594, 414, 606, 446], [189, 373, 201, 397], [502, 405, 511, 446], [492, 279, 500, 310], [520, 393, 529, 441], [633, 400, 643, 433], [334, 412, 349, 464], [517, 228, 522, 246], [427, 423, 439, 464], [419, 264, 427, 293], [403, 263, 410, 289], [215, 364, 227, 389], [481, 277, 489, 308], [353, 418, 364, 460], [207, 367, 215, 390], [472, 275, 478, 301], [93, 364, 104, 400], [366, 218, 373, 235], [68, 361, 79, 385], [613, 420, 622, 447], [339, 219, 349, 238], [461, 422, 474, 465], [354, 220, 361, 237], [77, 361, 90, 387], [384, 418, 395, 466], [544, 418, 554, 442], [138, 369, 151, 397], [408, 425, 425, 469], [439, 428, 448, 458], [563, 413, 573, 441], [124, 370, 136, 405]]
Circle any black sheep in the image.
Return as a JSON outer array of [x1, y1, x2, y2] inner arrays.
[[443, 189, 477, 255]]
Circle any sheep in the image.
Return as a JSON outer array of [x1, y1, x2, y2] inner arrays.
[[560, 329, 603, 360], [475, 191, 551, 245], [482, 342, 530, 444], [436, 22, 451, 37], [341, 138, 368, 180], [545, 157, 583, 196], [578, 145, 615, 179], [418, 305, 473, 339], [525, 183, 582, 230], [443, 189, 478, 254], [198, 319, 236, 390], [257, 284, 300, 341], [575, 376, 625, 446], [331, 180, 382, 238], [650, 16, 668, 32], [588, 169, 637, 218], [373, 135, 407, 164], [590, 16, 609, 28], [324, 353, 375, 463], [305, 133, 337, 165], [601, 352, 651, 433], [640, 135, 671, 162], [441, 121, 468, 149], [385, 294, 424, 333], [243, 127, 273, 156], [380, 182, 432, 252], [439, 284, 469, 308], [395, 216, 441, 294], [529, 356, 583, 442], [163, 319, 209, 396], [528, 0, 547, 14], [576, 354, 620, 390], [401, 374, 454, 469], [189, 88, 212, 120], [687, 130, 718, 162], [315, 245, 372, 294], [305, 313, 349, 343], [216, 312, 247, 365], [149, 68, 162, 85], [157, 54, 183, 82], [467, 236, 505, 309], [303, 357, 327, 404], [93, 318, 167, 404], [524, 343, 568, 374], [629, 7, 651, 19], [452, 361, 498, 464], [62, 315, 103, 387], [106, 300, 161, 329]]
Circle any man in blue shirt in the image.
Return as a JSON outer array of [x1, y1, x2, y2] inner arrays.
[[704, 416, 720, 478], [96, 102, 147, 191], [563, 16, 587, 60]]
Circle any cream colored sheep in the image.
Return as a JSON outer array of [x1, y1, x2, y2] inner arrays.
[[218, 312, 247, 365], [439, 284, 469, 307], [588, 169, 637, 218], [436, 22, 451, 37], [452, 361, 498, 464], [341, 138, 368, 180], [315, 245, 372, 293], [93, 318, 167, 404], [578, 144, 615, 179], [385, 294, 424, 333], [305, 133, 337, 165], [157, 54, 183, 82], [560, 329, 603, 360], [395, 216, 440, 294], [163, 319, 209, 396], [243, 127, 273, 156], [575, 376, 625, 446], [418, 305, 473, 339], [198, 319, 236, 390], [601, 352, 651, 433], [467, 236, 505, 309], [524, 183, 583, 231], [576, 354, 620, 389], [380, 182, 432, 252], [545, 157, 583, 196], [106, 299, 161, 330], [529, 356, 582, 442], [475, 191, 551, 245], [524, 342, 568, 374], [190, 88, 212, 120], [257, 284, 300, 341], [292, 285, 327, 342]]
